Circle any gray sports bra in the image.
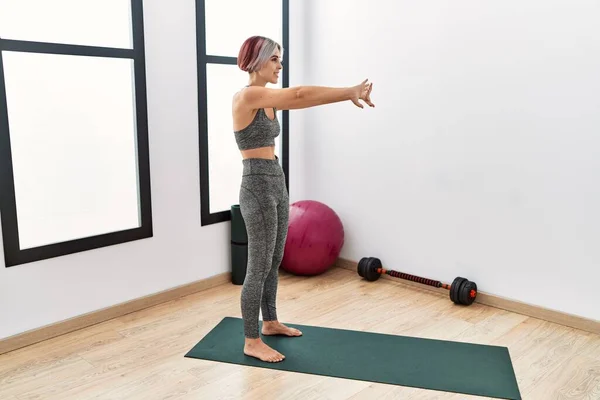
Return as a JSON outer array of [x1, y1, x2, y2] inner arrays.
[[234, 108, 280, 150], [234, 87, 280, 150]]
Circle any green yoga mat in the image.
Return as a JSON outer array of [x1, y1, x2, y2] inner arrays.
[[185, 317, 521, 400]]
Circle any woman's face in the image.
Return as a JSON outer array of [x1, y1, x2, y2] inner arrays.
[[257, 48, 282, 85]]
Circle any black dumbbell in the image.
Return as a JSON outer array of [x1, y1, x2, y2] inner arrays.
[[357, 257, 477, 306]]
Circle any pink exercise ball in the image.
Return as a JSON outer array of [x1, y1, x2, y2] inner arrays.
[[281, 200, 344, 276]]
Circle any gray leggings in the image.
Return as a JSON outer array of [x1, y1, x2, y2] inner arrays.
[[239, 156, 289, 339]]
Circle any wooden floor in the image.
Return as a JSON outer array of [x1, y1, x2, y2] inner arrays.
[[1, 267, 599, 399]]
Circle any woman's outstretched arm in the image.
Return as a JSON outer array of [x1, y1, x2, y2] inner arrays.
[[238, 79, 374, 111]]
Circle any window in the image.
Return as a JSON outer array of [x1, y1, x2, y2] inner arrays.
[[196, 0, 290, 226], [0, 0, 152, 267]]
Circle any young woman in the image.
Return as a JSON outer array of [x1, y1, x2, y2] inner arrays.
[[233, 35, 374, 363]]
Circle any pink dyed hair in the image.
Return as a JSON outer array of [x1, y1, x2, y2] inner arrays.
[[237, 36, 282, 73]]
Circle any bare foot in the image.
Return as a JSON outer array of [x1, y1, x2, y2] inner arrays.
[[262, 321, 303, 337], [244, 338, 285, 363]]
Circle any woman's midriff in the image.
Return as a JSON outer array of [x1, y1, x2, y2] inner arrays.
[[241, 145, 276, 160]]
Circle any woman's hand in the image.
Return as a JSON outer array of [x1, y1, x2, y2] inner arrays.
[[350, 79, 375, 108]]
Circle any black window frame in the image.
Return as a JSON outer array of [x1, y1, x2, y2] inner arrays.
[[196, 0, 290, 226], [0, 0, 153, 268]]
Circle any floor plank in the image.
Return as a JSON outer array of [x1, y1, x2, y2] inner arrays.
[[0, 267, 598, 400]]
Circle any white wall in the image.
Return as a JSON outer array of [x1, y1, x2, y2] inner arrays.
[[3, 0, 597, 342], [291, 0, 600, 320]]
